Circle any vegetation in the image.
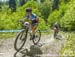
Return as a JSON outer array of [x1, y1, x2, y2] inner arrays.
[[0, 1, 48, 30], [0, 33, 16, 39], [60, 32, 75, 57], [52, 0, 59, 11], [9, 0, 16, 12], [0, 0, 75, 56], [0, 0, 75, 31], [60, 0, 75, 31]]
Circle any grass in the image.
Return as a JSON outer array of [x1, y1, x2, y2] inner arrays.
[[0, 32, 17, 39], [60, 32, 75, 57]]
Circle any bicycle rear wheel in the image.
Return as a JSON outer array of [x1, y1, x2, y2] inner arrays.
[[14, 29, 28, 51], [32, 30, 41, 45]]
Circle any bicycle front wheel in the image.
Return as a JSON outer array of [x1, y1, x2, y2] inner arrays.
[[32, 30, 41, 45], [14, 29, 28, 51]]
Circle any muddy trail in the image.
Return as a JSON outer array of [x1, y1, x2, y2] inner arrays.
[[0, 34, 65, 57]]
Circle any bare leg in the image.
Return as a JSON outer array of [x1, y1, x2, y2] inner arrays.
[[30, 25, 38, 40], [32, 25, 37, 34]]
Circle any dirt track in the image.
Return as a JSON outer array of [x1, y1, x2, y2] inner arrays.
[[0, 34, 65, 57]]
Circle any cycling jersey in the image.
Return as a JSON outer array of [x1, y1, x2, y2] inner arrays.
[[27, 14, 38, 24], [26, 13, 37, 20], [26, 13, 38, 26]]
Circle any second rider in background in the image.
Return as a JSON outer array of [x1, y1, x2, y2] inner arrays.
[[53, 22, 60, 38]]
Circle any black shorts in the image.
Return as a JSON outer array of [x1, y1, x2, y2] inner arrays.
[[31, 20, 38, 26]]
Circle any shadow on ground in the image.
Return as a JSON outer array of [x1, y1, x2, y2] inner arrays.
[[14, 45, 42, 57]]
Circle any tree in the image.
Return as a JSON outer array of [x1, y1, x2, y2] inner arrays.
[[52, 0, 59, 11], [0, 1, 2, 10], [64, 0, 70, 3], [39, 0, 51, 25], [37, 0, 44, 3], [0, 3, 2, 9], [9, 0, 16, 12], [20, 0, 27, 6]]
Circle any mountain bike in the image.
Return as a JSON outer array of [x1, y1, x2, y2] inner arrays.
[[54, 28, 63, 40], [14, 21, 41, 51]]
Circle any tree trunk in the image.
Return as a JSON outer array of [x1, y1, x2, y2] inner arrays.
[[20, 0, 27, 6], [9, 0, 16, 12], [52, 0, 59, 11]]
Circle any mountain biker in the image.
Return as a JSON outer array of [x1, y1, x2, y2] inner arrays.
[[53, 22, 60, 38], [23, 7, 39, 40]]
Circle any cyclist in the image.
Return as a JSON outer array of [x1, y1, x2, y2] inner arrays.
[[23, 7, 39, 40], [53, 22, 60, 38]]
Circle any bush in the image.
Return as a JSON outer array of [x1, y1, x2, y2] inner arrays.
[[0, 0, 75, 31], [38, 0, 52, 19], [60, 32, 75, 57], [48, 10, 61, 27], [48, 1, 71, 30], [60, 1, 75, 31], [0, 1, 45, 30]]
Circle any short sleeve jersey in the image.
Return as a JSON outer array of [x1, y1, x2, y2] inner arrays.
[[26, 13, 37, 21]]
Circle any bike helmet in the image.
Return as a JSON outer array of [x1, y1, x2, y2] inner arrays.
[[26, 7, 32, 12]]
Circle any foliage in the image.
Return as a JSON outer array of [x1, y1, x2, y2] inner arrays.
[[0, 32, 16, 39], [0, 0, 75, 56], [48, 2, 68, 27], [60, 32, 75, 57], [60, 0, 75, 31], [38, 0, 52, 19], [52, 0, 59, 10], [0, 0, 75, 31], [0, 1, 46, 30], [9, 0, 16, 12], [48, 0, 75, 31]]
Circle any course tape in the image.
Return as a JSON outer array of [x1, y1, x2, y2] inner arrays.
[[0, 30, 21, 32], [0, 30, 49, 32]]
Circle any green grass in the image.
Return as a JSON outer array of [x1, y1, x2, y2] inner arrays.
[[0, 32, 17, 39], [60, 32, 75, 57]]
